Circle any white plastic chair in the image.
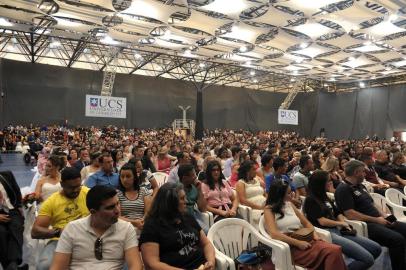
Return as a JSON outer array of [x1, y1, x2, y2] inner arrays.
[[344, 219, 368, 237], [231, 189, 260, 227], [152, 172, 168, 187], [385, 188, 406, 222], [201, 211, 215, 228], [207, 218, 288, 270], [370, 192, 392, 216]]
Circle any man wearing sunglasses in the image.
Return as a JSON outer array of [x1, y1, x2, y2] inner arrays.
[[50, 185, 142, 270]]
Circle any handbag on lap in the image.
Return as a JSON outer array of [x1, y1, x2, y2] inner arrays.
[[288, 228, 314, 242]]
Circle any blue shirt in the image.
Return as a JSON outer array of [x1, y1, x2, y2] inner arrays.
[[265, 173, 296, 193], [85, 170, 119, 189]]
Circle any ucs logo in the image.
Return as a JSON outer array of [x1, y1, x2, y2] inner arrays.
[[89, 97, 123, 109], [281, 111, 297, 120]]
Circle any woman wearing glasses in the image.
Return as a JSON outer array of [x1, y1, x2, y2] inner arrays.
[[140, 182, 215, 270], [201, 160, 239, 222]]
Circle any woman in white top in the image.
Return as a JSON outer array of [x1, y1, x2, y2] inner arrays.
[[34, 155, 62, 202], [236, 160, 266, 225], [80, 151, 100, 183], [264, 180, 346, 270], [113, 150, 127, 171]]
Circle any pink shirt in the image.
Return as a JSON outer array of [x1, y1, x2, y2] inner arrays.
[[157, 157, 171, 174], [201, 180, 233, 208]]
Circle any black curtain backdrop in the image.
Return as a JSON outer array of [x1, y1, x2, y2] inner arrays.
[[1, 59, 405, 139], [311, 86, 406, 139]]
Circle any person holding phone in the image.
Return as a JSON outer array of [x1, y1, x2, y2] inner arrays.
[[304, 170, 381, 270], [335, 160, 406, 270]]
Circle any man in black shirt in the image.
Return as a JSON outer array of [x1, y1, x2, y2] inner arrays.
[[335, 160, 406, 270], [374, 150, 406, 188]]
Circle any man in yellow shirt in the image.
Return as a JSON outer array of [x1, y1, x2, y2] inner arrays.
[[32, 167, 89, 270]]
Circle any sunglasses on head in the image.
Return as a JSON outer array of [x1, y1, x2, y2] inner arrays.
[[94, 238, 103, 260]]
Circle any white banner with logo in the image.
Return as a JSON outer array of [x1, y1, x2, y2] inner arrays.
[[85, 95, 126, 118], [278, 109, 298, 125]]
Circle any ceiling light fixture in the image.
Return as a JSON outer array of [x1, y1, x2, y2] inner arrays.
[[50, 40, 61, 48], [134, 53, 142, 59], [300, 43, 308, 48], [389, 14, 398, 22], [183, 49, 194, 57], [199, 62, 206, 68], [239, 45, 247, 52], [293, 70, 298, 75], [359, 81, 365, 88], [100, 35, 119, 45], [253, 79, 258, 83], [0, 18, 12, 27], [348, 56, 356, 61], [250, 70, 255, 76]]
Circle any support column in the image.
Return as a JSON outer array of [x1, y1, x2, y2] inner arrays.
[[195, 86, 203, 140]]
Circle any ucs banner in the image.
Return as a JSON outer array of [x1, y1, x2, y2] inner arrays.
[[85, 95, 127, 119], [278, 109, 298, 125]]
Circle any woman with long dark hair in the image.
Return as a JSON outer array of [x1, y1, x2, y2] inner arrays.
[[303, 170, 381, 270], [235, 160, 266, 225], [118, 164, 151, 231], [201, 160, 239, 222], [140, 182, 215, 270], [113, 149, 127, 171], [264, 180, 347, 270], [128, 157, 158, 196]]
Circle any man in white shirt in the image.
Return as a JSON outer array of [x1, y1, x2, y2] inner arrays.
[[223, 146, 241, 179], [50, 185, 143, 270]]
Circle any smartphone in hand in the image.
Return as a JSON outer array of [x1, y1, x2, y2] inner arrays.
[[385, 215, 397, 223]]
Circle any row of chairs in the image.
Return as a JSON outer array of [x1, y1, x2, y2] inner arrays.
[[204, 190, 401, 270], [152, 173, 397, 269], [372, 188, 406, 223]]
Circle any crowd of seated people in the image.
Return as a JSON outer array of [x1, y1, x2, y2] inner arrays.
[[1, 125, 406, 269]]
